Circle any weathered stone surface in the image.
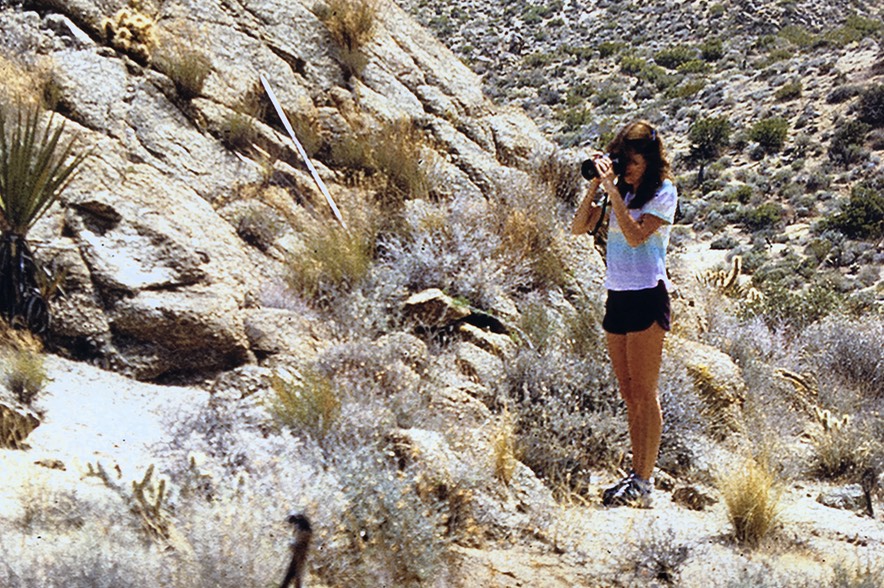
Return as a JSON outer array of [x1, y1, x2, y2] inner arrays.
[[404, 288, 471, 327], [817, 484, 867, 512], [667, 335, 746, 437], [455, 342, 505, 387], [458, 323, 515, 359]]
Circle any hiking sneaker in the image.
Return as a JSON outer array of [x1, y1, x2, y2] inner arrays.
[[602, 474, 653, 508], [601, 472, 635, 505]]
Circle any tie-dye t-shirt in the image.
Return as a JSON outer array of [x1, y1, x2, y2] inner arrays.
[[605, 179, 678, 291]]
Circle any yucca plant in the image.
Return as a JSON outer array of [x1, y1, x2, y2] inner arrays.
[[0, 103, 87, 333]]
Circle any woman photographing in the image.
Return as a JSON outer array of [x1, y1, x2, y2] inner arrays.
[[571, 120, 678, 508]]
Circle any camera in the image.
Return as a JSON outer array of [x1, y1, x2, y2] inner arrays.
[[581, 154, 624, 180]]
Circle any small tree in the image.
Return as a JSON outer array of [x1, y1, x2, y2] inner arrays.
[[688, 116, 731, 182], [749, 117, 789, 154], [0, 103, 87, 333]]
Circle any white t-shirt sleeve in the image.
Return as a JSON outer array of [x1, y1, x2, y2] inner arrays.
[[643, 181, 678, 224]]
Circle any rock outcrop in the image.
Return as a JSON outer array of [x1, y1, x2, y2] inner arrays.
[[0, 0, 565, 379]]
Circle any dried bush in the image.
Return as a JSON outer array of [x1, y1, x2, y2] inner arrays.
[[2, 348, 47, 405], [269, 368, 341, 441], [621, 525, 692, 585], [534, 149, 583, 206], [716, 456, 782, 547], [808, 414, 876, 480], [153, 27, 212, 100], [491, 408, 519, 485], [318, 0, 379, 77], [285, 208, 377, 305], [831, 561, 884, 588], [315, 444, 452, 587], [799, 317, 884, 400]]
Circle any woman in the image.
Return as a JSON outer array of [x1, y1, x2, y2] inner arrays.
[[571, 120, 677, 508]]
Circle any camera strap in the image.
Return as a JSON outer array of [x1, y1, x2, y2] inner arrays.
[[590, 192, 609, 237]]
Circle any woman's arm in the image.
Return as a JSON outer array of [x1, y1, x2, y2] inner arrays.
[[594, 157, 666, 247], [605, 184, 667, 247], [571, 178, 603, 235]]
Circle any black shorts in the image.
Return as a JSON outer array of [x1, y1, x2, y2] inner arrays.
[[602, 281, 671, 335]]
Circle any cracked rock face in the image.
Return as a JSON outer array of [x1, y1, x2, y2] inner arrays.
[[1, 0, 556, 379]]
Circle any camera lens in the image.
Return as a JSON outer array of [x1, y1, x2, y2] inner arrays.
[[581, 158, 599, 180], [581, 155, 622, 180]]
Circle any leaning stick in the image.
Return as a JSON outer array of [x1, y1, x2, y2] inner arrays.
[[259, 73, 347, 230]]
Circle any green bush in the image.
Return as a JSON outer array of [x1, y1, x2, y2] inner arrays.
[[821, 182, 884, 240], [676, 59, 710, 74], [828, 120, 870, 166], [749, 118, 789, 154], [619, 54, 645, 74], [858, 84, 884, 127], [699, 38, 723, 61], [598, 41, 626, 58], [774, 80, 802, 101], [741, 280, 843, 331], [654, 45, 698, 70], [689, 116, 731, 162], [741, 201, 783, 231], [778, 25, 817, 48]]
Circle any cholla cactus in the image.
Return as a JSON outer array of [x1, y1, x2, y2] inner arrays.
[[101, 6, 156, 64]]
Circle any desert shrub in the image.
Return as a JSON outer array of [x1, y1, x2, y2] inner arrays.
[[827, 84, 863, 104], [676, 59, 709, 74], [741, 201, 783, 230], [379, 200, 531, 309], [269, 368, 341, 441], [716, 456, 782, 547], [688, 116, 731, 163], [491, 408, 519, 484], [824, 14, 883, 47], [778, 25, 817, 48], [749, 117, 789, 154], [828, 120, 871, 167], [558, 105, 593, 131], [493, 187, 568, 290], [598, 41, 626, 58], [317, 444, 452, 587], [285, 214, 376, 304], [153, 30, 212, 100], [858, 84, 884, 127], [774, 79, 802, 101], [820, 182, 884, 240], [620, 526, 691, 585], [319, 0, 378, 76], [741, 280, 843, 332], [2, 349, 47, 405], [799, 317, 884, 399], [619, 54, 646, 74], [699, 38, 723, 61], [235, 205, 285, 251], [534, 149, 583, 206], [807, 414, 876, 479], [371, 118, 431, 204], [831, 561, 884, 588], [653, 45, 698, 70], [505, 348, 625, 496], [665, 79, 706, 99]]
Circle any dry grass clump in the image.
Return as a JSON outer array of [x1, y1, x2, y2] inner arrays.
[[2, 347, 48, 405], [491, 407, 519, 485], [269, 368, 341, 441], [492, 183, 569, 290], [831, 561, 884, 588], [716, 456, 782, 547], [620, 525, 691, 586], [152, 25, 212, 100], [318, 0, 379, 77], [285, 204, 377, 304], [0, 56, 55, 112], [807, 411, 877, 480]]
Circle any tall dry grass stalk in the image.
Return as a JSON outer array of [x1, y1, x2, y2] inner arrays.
[[491, 407, 518, 485], [716, 455, 782, 547]]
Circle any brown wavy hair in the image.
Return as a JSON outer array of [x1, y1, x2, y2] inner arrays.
[[607, 120, 671, 209]]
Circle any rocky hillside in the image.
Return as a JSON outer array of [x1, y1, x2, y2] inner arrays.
[[0, 0, 882, 586]]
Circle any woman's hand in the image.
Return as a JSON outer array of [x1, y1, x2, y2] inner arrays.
[[592, 154, 617, 190]]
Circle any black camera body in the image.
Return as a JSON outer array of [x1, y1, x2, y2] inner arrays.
[[581, 155, 624, 180]]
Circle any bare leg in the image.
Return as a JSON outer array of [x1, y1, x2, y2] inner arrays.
[[607, 323, 665, 481]]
